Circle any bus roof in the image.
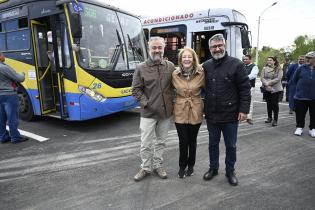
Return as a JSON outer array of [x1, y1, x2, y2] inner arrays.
[[0, 0, 139, 18], [141, 8, 247, 26]]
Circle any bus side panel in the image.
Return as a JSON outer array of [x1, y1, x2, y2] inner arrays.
[[27, 89, 41, 116], [62, 93, 81, 120], [4, 58, 42, 116]]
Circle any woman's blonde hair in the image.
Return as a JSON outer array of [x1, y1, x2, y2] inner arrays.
[[178, 47, 200, 69]]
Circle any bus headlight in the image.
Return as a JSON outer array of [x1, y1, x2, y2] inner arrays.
[[78, 85, 107, 102]]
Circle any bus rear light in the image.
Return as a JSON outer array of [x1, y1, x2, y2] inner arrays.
[[78, 85, 107, 103]]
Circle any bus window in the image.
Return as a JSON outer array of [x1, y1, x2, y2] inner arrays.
[[235, 27, 243, 60], [117, 12, 147, 69], [150, 25, 187, 65], [60, 26, 71, 68], [4, 19, 18, 31], [77, 3, 128, 71], [143, 28, 149, 41], [2, 17, 30, 51], [18, 18, 28, 28], [7, 30, 30, 51]]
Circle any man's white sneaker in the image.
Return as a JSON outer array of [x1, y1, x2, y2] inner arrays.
[[309, 129, 315, 138], [294, 128, 303, 136]]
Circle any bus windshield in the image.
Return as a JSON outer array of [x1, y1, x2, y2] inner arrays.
[[77, 3, 146, 71]]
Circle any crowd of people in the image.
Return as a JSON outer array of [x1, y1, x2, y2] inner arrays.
[[131, 34, 315, 186], [259, 52, 315, 137]]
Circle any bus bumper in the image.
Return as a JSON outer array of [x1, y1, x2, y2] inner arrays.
[[67, 94, 138, 121]]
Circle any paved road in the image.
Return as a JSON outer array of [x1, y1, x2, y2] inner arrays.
[[1, 88, 315, 210]]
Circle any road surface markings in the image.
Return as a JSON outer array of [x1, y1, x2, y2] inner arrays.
[[6, 125, 49, 142], [0, 111, 295, 182]]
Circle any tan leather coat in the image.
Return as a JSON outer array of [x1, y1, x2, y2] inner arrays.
[[261, 66, 283, 93], [172, 67, 205, 124]]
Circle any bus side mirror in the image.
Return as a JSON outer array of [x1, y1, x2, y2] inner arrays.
[[69, 13, 82, 40], [240, 28, 251, 49]]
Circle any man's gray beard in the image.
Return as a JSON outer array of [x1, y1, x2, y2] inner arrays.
[[212, 50, 225, 60], [150, 52, 163, 63]]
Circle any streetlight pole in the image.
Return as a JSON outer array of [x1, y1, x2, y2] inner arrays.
[[255, 2, 277, 65]]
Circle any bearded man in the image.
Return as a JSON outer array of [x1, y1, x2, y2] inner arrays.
[[202, 34, 251, 186], [132, 36, 175, 181]]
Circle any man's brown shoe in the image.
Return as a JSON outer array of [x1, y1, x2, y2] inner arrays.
[[134, 169, 150, 181], [155, 167, 167, 179]]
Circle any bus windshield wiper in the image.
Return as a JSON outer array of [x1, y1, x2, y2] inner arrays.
[[127, 34, 142, 61], [109, 29, 124, 71]]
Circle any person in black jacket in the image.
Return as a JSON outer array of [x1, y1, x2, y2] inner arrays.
[[202, 34, 251, 186]]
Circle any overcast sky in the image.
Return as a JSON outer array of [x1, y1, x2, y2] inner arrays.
[[104, 0, 315, 51]]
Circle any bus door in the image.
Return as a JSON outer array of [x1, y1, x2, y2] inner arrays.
[[48, 15, 71, 119], [192, 30, 225, 64], [31, 21, 56, 115]]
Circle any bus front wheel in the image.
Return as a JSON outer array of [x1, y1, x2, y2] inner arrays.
[[18, 88, 35, 121]]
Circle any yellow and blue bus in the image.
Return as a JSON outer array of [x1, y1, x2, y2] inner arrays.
[[0, 0, 147, 121]]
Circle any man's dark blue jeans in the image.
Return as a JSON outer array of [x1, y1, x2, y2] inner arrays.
[[0, 94, 22, 142], [206, 120, 239, 174]]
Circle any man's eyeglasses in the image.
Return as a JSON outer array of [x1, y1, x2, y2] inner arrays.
[[210, 44, 224, 49]]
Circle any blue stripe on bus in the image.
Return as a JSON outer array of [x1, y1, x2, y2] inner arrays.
[[26, 90, 138, 120], [68, 93, 138, 120]]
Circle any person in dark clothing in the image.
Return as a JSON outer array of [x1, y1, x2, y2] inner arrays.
[[292, 51, 315, 137], [261, 57, 283, 126], [286, 55, 305, 113], [0, 52, 28, 144], [279, 57, 291, 102], [202, 34, 251, 186]]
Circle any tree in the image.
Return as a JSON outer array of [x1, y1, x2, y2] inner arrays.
[[291, 35, 315, 61]]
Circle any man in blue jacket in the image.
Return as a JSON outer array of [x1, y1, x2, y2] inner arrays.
[[202, 34, 250, 186], [292, 51, 315, 137], [286, 55, 305, 114], [0, 52, 28, 144]]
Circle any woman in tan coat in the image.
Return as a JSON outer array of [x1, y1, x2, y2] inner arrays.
[[261, 56, 283, 126], [172, 47, 205, 178]]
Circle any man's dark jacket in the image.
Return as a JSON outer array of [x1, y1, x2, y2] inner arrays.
[[202, 53, 251, 123]]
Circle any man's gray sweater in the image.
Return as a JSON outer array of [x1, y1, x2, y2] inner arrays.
[[0, 62, 25, 95]]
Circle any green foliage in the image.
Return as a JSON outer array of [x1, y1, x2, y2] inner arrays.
[[254, 35, 315, 76], [291, 35, 315, 61]]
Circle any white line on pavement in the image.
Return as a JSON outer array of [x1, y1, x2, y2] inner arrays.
[[6, 126, 49, 142], [253, 100, 289, 106]]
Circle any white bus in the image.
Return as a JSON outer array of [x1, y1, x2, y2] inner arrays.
[[142, 8, 251, 64]]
